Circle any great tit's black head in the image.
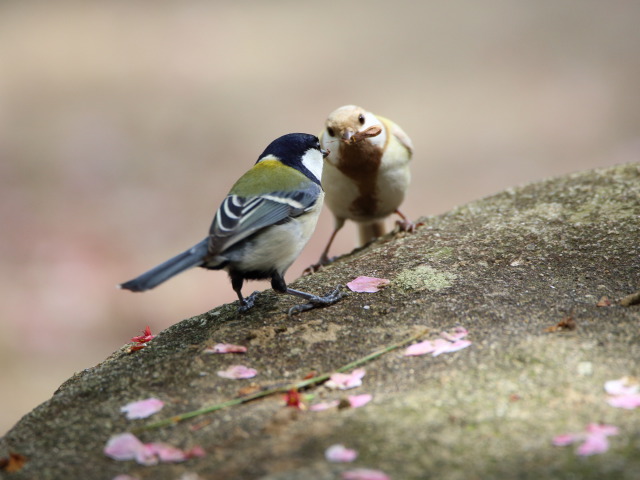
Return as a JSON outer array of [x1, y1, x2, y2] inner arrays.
[[257, 133, 329, 184]]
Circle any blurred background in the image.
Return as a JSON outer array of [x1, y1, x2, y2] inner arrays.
[[1, 1, 639, 435]]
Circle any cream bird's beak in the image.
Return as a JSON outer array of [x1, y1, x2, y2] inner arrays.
[[341, 129, 354, 142]]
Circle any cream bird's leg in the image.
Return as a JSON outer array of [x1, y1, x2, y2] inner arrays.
[[303, 217, 346, 274], [394, 209, 423, 233]]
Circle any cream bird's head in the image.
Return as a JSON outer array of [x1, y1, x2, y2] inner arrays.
[[322, 105, 387, 149]]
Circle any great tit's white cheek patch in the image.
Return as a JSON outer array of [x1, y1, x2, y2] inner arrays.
[[301, 149, 324, 183]]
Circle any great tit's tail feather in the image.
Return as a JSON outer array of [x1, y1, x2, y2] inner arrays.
[[119, 239, 209, 292], [358, 221, 386, 246]]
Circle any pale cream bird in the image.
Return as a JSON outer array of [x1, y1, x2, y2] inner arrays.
[[311, 104, 417, 269]]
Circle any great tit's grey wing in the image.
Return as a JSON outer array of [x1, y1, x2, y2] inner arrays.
[[208, 184, 321, 254]]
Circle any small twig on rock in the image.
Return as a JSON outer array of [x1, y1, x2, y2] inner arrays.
[[139, 327, 428, 431], [620, 290, 640, 307]]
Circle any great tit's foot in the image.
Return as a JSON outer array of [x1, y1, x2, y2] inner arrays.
[[237, 291, 260, 313], [287, 285, 344, 316]]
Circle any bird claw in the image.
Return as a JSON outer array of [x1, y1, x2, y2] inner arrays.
[[302, 255, 338, 276], [395, 218, 423, 234], [237, 291, 260, 313], [288, 285, 344, 316]]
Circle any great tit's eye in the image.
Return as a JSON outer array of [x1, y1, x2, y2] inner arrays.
[[326, 127, 335, 137], [358, 114, 365, 125]]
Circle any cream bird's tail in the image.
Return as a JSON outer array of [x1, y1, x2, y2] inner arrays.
[[358, 221, 386, 246]]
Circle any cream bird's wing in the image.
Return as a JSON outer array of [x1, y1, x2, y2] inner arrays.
[[377, 115, 414, 156]]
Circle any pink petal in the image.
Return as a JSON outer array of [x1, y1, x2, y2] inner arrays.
[[112, 475, 139, 480], [146, 443, 188, 463], [440, 327, 468, 341], [104, 433, 147, 462], [183, 446, 206, 459], [309, 400, 340, 411], [342, 468, 391, 480], [585, 423, 619, 437], [104, 433, 204, 466], [348, 394, 373, 408], [217, 365, 257, 379], [553, 424, 619, 456], [404, 340, 435, 356], [326, 368, 366, 390], [607, 393, 640, 409], [135, 444, 161, 466], [203, 343, 247, 354], [577, 434, 610, 456], [604, 377, 639, 396], [325, 444, 358, 463], [552, 433, 579, 446], [120, 398, 165, 420], [346, 276, 390, 293], [442, 339, 472, 354], [431, 338, 457, 356]]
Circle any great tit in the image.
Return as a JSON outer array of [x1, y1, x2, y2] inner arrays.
[[310, 105, 417, 269], [120, 133, 343, 315]]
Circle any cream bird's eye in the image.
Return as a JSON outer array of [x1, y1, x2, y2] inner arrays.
[[326, 127, 335, 137], [358, 114, 365, 125]]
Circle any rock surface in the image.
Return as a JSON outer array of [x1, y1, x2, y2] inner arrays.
[[2, 163, 639, 479]]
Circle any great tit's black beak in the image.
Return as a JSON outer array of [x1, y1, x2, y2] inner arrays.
[[321, 148, 330, 158]]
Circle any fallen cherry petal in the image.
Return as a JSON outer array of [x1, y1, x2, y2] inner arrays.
[[552, 423, 619, 456], [604, 377, 639, 396], [586, 423, 619, 436], [309, 400, 340, 411], [607, 394, 640, 409], [326, 368, 366, 390], [439, 339, 472, 355], [325, 444, 358, 463], [404, 328, 472, 357], [346, 276, 390, 293], [104, 433, 205, 465], [431, 338, 458, 356], [348, 394, 373, 408], [284, 389, 304, 409], [104, 433, 151, 464], [183, 446, 206, 459], [203, 343, 247, 354], [404, 340, 435, 356], [131, 326, 155, 344], [217, 365, 257, 379], [576, 434, 610, 456], [342, 468, 391, 480], [112, 475, 139, 480], [148, 443, 189, 463], [120, 398, 165, 420], [440, 327, 468, 341], [552, 434, 578, 446]]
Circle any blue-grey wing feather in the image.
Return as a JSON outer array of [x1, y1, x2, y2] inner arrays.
[[208, 184, 320, 254]]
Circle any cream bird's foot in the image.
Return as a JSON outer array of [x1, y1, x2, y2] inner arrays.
[[394, 210, 423, 234]]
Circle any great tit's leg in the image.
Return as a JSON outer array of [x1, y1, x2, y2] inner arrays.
[[303, 217, 346, 275], [394, 209, 423, 233], [286, 285, 344, 316], [231, 272, 258, 313]]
